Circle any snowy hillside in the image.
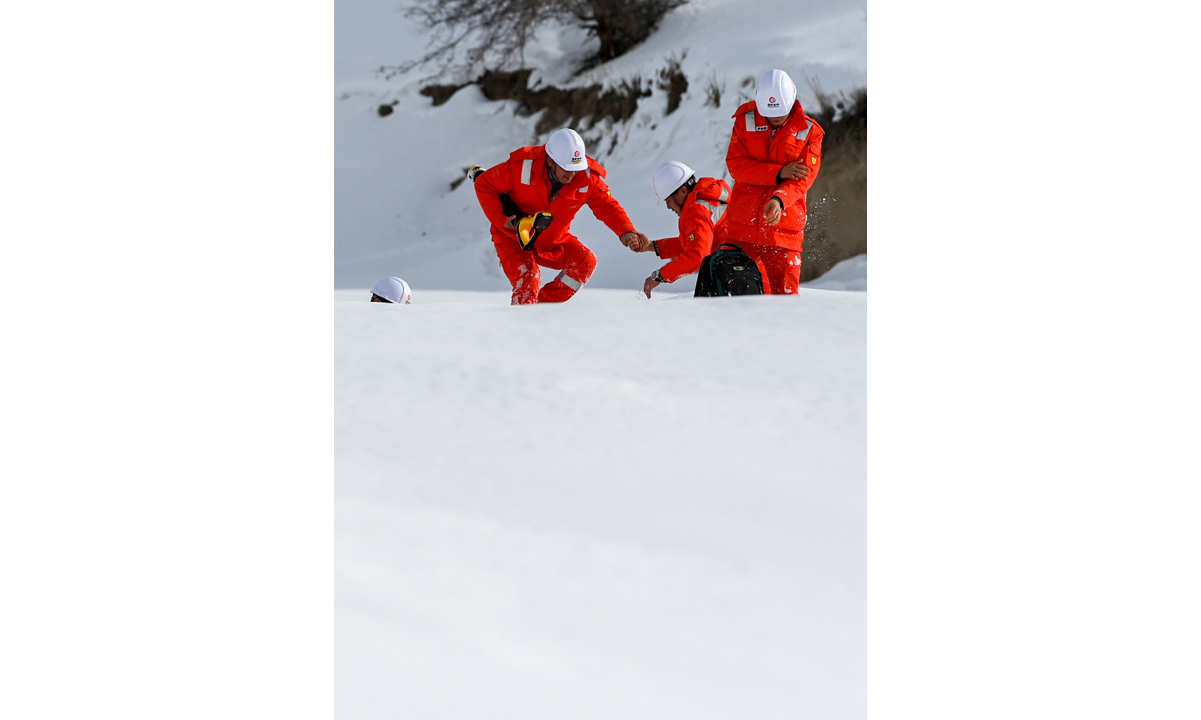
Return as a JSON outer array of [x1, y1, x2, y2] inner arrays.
[[335, 0, 867, 291]]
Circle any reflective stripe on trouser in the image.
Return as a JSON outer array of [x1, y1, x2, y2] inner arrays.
[[733, 241, 801, 295], [537, 270, 586, 304], [493, 235, 596, 304]]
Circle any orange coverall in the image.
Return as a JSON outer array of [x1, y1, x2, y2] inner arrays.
[[718, 99, 824, 294], [652, 177, 733, 284], [475, 146, 637, 304]]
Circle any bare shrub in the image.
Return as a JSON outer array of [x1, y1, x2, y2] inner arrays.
[[735, 75, 756, 106], [393, 0, 689, 77], [703, 73, 723, 108], [655, 51, 688, 114]]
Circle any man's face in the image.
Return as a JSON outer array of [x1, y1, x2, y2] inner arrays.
[[665, 185, 688, 216], [550, 160, 580, 185], [766, 113, 789, 127]]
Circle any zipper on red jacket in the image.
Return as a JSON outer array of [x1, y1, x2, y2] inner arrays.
[[546, 164, 564, 203]]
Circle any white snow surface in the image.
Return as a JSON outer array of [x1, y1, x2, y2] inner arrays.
[[335, 0, 867, 291], [335, 2, 867, 718], [336, 288, 866, 719]]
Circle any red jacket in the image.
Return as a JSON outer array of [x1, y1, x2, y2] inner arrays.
[[719, 100, 823, 252], [474, 145, 636, 249], [653, 177, 731, 284]]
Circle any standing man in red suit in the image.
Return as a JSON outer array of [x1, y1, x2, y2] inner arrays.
[[718, 69, 824, 294]]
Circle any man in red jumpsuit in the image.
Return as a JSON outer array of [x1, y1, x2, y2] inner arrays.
[[631, 160, 735, 298], [718, 68, 824, 295], [472, 128, 649, 305]]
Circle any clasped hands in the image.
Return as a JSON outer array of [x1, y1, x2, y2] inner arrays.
[[620, 231, 653, 253]]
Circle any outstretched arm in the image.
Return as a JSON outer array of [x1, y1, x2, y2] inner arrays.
[[586, 175, 638, 240], [657, 208, 717, 283]]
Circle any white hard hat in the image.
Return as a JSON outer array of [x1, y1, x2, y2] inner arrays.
[[372, 277, 412, 304], [652, 161, 695, 203], [755, 69, 797, 118], [545, 128, 587, 170]]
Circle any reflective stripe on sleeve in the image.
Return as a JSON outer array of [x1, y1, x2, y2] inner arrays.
[[520, 159, 532, 185], [697, 197, 727, 225], [697, 189, 729, 225], [710, 202, 727, 225], [745, 111, 757, 132], [794, 124, 812, 141]]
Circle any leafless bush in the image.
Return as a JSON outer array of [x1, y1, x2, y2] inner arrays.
[[735, 75, 756, 106], [393, 0, 689, 77], [703, 73, 723, 108], [656, 51, 688, 114], [805, 75, 862, 126]]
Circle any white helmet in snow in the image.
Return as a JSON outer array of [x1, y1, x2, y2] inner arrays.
[[546, 128, 587, 170], [652, 160, 696, 203], [755, 68, 797, 118], [371, 277, 412, 304]]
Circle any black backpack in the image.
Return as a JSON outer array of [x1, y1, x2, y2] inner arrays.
[[694, 243, 765, 297]]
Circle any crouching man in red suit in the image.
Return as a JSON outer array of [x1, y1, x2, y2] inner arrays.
[[472, 128, 649, 304]]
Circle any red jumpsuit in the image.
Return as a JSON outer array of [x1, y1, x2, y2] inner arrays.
[[475, 145, 637, 304], [718, 99, 823, 294], [652, 177, 748, 284]]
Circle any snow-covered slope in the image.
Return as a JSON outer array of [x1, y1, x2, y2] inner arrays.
[[335, 285, 866, 719], [335, 0, 867, 291]]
